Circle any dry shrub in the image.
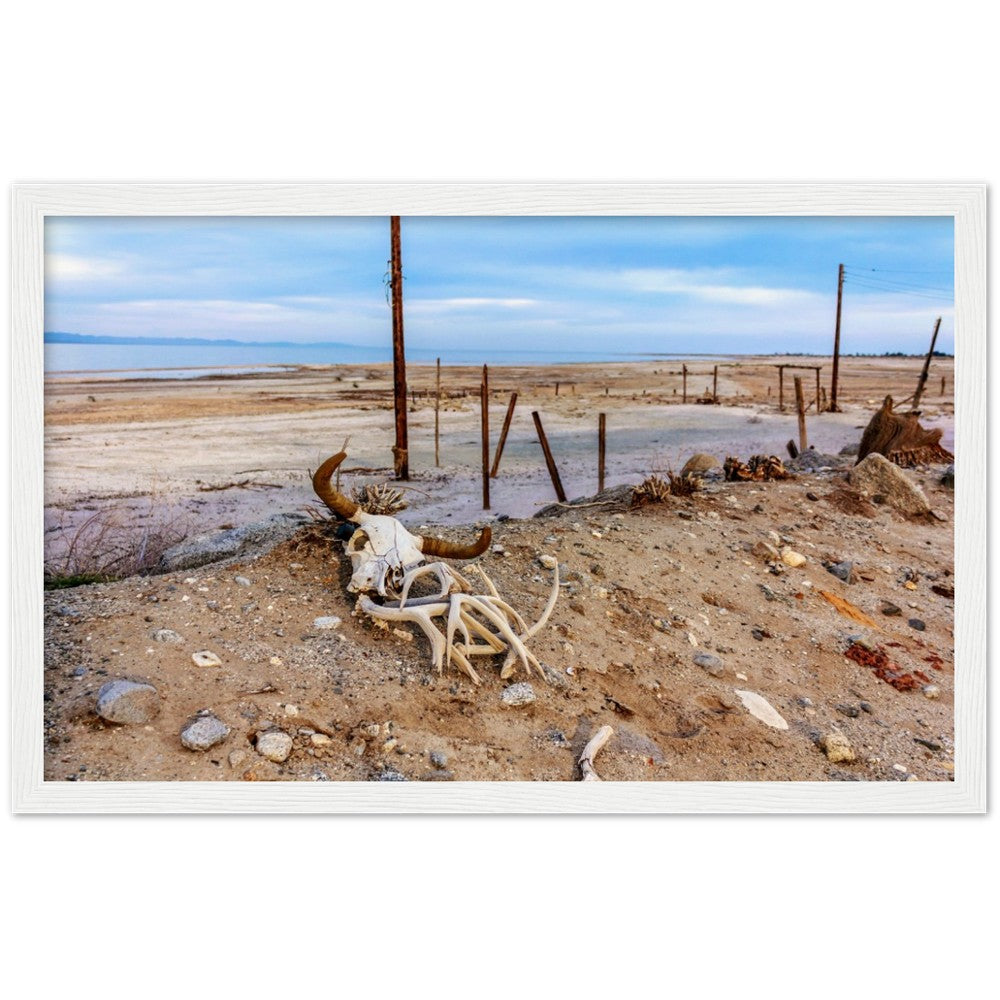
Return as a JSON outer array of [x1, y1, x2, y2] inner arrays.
[[631, 470, 702, 508], [45, 501, 192, 588]]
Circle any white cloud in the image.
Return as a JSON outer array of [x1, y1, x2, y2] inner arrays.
[[619, 268, 820, 306], [408, 297, 539, 313], [46, 253, 126, 280]]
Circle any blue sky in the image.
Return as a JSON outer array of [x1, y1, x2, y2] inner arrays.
[[44, 216, 955, 355]]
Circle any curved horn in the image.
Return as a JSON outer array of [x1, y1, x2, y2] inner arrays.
[[419, 526, 492, 560], [312, 452, 360, 521]]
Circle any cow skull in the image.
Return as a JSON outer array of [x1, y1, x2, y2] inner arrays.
[[312, 451, 491, 598]]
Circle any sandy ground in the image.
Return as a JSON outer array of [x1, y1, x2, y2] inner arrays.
[[42, 356, 955, 782]]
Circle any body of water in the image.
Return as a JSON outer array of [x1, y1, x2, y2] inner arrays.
[[44, 341, 716, 379]]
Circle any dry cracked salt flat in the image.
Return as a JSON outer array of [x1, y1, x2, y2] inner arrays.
[[41, 358, 956, 784]]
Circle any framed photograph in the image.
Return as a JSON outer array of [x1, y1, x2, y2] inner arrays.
[[11, 183, 986, 813]]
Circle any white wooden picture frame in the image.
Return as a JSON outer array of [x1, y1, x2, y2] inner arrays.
[[11, 182, 987, 813]]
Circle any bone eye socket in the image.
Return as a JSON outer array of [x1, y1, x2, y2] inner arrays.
[[347, 530, 370, 551]]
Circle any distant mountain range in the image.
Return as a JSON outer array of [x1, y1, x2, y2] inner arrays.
[[44, 332, 358, 348]]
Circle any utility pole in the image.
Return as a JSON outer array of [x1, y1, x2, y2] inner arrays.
[[389, 216, 408, 479], [910, 316, 942, 412], [829, 263, 844, 412]]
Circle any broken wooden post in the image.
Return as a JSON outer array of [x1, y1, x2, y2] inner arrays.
[[532, 411, 566, 502], [598, 412, 606, 493], [490, 391, 518, 478], [555, 381, 560, 396], [713, 364, 718, 402], [911, 316, 942, 412], [794, 375, 808, 452], [434, 357, 441, 467], [778, 365, 784, 411], [786, 439, 799, 459], [815, 367, 821, 415], [480, 365, 490, 510], [682, 364, 688, 404]]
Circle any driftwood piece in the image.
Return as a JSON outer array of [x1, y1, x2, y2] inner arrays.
[[856, 396, 953, 467], [579, 725, 614, 781]]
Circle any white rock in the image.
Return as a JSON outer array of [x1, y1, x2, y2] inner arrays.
[[191, 650, 222, 668], [733, 690, 789, 729], [256, 730, 294, 763], [780, 547, 807, 568], [311, 733, 332, 747], [313, 616, 342, 630], [922, 684, 941, 700], [501, 683, 536, 707], [538, 554, 558, 569]]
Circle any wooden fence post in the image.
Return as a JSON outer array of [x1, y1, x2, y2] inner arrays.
[[815, 368, 821, 415], [598, 413, 606, 493], [490, 391, 518, 478], [778, 366, 784, 411], [682, 364, 688, 404], [434, 357, 441, 467], [713, 365, 718, 402], [794, 376, 808, 452], [532, 411, 566, 502], [480, 366, 490, 510]]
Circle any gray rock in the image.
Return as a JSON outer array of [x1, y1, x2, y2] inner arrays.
[[157, 512, 309, 572], [501, 683, 536, 707], [881, 602, 902, 616], [847, 454, 931, 518], [826, 561, 856, 584], [429, 750, 448, 769], [839, 443, 860, 457], [151, 628, 183, 643], [375, 769, 407, 781], [95, 679, 160, 724], [313, 616, 342, 630], [234, 575, 252, 587], [72, 666, 87, 678], [835, 703, 860, 718], [255, 730, 294, 763], [940, 465, 954, 489], [421, 770, 455, 781], [693, 652, 724, 677], [908, 618, 926, 631], [180, 711, 230, 751], [789, 449, 842, 470]]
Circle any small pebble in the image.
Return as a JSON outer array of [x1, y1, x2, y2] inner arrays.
[[191, 650, 222, 668], [908, 618, 926, 631], [820, 731, 855, 763], [881, 602, 902, 616], [780, 547, 807, 568], [835, 703, 860, 718], [922, 684, 941, 700], [311, 733, 332, 747], [234, 576, 252, 587], [180, 711, 230, 751], [228, 749, 247, 768], [501, 683, 536, 707], [313, 616, 342, 630], [693, 652, 724, 677], [256, 730, 294, 763], [151, 628, 183, 643], [429, 750, 448, 769]]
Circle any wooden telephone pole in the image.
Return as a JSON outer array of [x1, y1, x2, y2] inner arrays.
[[829, 263, 844, 412], [389, 216, 409, 479]]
